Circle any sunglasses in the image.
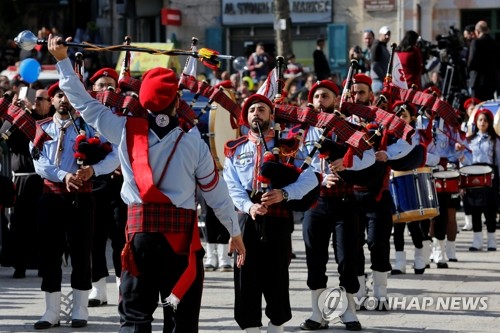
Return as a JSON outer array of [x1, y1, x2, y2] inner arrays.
[[36, 96, 50, 101]]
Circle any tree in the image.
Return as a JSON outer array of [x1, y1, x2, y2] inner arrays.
[[273, 0, 293, 59]]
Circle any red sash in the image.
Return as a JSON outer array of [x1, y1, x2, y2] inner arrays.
[[125, 117, 170, 203]]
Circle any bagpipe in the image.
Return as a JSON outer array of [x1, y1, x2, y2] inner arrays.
[[72, 52, 113, 166], [253, 56, 321, 212]]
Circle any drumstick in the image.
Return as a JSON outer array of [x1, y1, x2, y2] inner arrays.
[[436, 128, 472, 153]]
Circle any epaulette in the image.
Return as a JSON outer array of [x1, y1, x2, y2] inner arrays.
[[224, 136, 248, 158]]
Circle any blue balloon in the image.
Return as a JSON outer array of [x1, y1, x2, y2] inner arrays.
[[19, 58, 41, 83]]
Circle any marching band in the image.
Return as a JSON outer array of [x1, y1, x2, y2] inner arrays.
[[0, 22, 499, 333]]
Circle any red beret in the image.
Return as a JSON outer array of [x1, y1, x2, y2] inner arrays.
[[393, 100, 416, 116], [463, 97, 481, 110], [47, 82, 61, 98], [215, 80, 234, 90], [474, 108, 494, 124], [89, 67, 119, 84], [239, 94, 274, 127], [139, 68, 178, 113], [352, 73, 372, 87], [308, 80, 339, 103]]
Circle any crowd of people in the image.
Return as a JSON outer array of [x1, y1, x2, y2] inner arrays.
[[0, 19, 499, 333]]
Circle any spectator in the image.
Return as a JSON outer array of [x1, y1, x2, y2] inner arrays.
[[396, 30, 424, 89], [247, 42, 271, 82], [362, 29, 375, 74], [370, 26, 391, 95], [313, 38, 331, 81]]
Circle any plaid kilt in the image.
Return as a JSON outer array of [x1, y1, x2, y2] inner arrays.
[[320, 183, 354, 197], [127, 203, 196, 234]]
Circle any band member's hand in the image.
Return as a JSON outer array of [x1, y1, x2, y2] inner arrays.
[[375, 150, 388, 162], [249, 203, 268, 220], [329, 158, 346, 173], [76, 165, 94, 181], [261, 189, 284, 206], [229, 235, 246, 268], [47, 34, 71, 61], [65, 173, 83, 192], [325, 174, 339, 188], [455, 142, 465, 151]]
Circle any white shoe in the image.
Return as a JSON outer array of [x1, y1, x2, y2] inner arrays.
[[88, 277, 107, 307], [446, 241, 457, 262], [462, 215, 472, 231], [391, 251, 406, 274], [414, 247, 426, 274], [267, 321, 284, 333], [217, 243, 232, 271], [487, 232, 497, 251], [34, 291, 61, 329], [469, 232, 483, 251], [204, 243, 218, 271], [72, 289, 89, 328]]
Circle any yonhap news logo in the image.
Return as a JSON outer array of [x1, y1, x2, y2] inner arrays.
[[319, 287, 488, 319]]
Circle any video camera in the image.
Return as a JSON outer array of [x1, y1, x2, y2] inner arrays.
[[435, 26, 463, 52]]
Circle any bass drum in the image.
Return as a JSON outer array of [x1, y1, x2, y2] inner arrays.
[[467, 100, 500, 136], [197, 88, 240, 170]]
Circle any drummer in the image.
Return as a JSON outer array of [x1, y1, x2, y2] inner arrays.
[[461, 108, 499, 251], [415, 91, 469, 268], [390, 101, 439, 275], [461, 98, 482, 232]]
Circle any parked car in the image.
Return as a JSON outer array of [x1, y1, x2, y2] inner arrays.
[[0, 64, 59, 88]]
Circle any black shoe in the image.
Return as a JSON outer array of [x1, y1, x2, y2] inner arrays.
[[204, 264, 216, 271], [487, 247, 497, 251], [345, 321, 362, 331], [34, 320, 60, 330], [391, 269, 404, 275], [449, 258, 458, 262], [436, 262, 448, 268], [469, 247, 481, 252], [299, 319, 329, 330], [414, 267, 425, 274], [88, 298, 107, 307], [13, 269, 26, 279], [71, 319, 88, 328]]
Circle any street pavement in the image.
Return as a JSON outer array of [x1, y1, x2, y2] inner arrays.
[[1, 211, 499, 332]]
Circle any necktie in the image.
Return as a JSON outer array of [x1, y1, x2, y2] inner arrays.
[[52, 115, 74, 166]]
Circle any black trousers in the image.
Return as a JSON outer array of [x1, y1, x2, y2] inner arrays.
[[393, 219, 431, 251], [234, 214, 292, 329], [91, 176, 127, 281], [356, 190, 394, 274], [38, 192, 93, 292], [302, 195, 360, 294], [118, 233, 204, 333], [9, 174, 43, 271]]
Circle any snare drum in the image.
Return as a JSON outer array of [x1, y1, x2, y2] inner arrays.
[[433, 170, 460, 193], [459, 165, 493, 189], [390, 167, 440, 223]]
